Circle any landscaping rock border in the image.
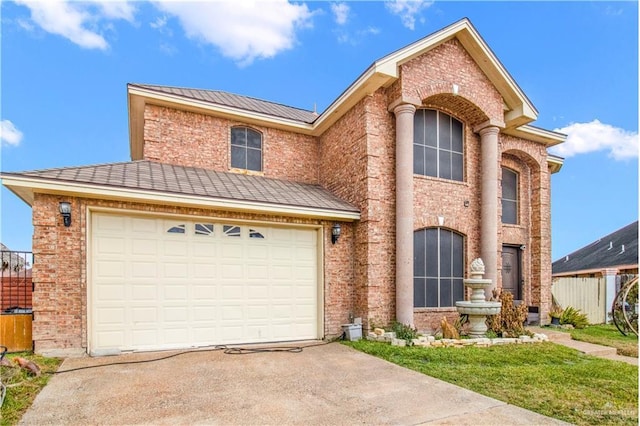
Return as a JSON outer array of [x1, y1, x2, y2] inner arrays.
[[367, 331, 549, 348]]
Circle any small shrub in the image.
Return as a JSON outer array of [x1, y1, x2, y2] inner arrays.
[[560, 306, 589, 329], [391, 322, 418, 343], [487, 291, 529, 337]]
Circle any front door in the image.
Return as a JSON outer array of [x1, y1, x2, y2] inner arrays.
[[501, 246, 521, 300]]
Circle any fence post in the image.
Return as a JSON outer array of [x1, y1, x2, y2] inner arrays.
[[602, 268, 618, 324]]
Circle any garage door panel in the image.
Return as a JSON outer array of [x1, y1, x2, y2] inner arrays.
[[131, 262, 157, 278], [96, 283, 126, 301], [132, 284, 156, 300], [193, 284, 216, 300], [164, 263, 189, 279], [222, 305, 244, 320], [132, 307, 157, 323], [132, 238, 157, 256], [131, 217, 157, 233], [164, 285, 188, 300], [96, 260, 125, 278], [91, 213, 318, 353]]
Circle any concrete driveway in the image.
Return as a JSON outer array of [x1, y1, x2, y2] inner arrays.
[[21, 342, 566, 425]]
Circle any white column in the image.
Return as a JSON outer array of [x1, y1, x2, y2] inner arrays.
[[603, 268, 618, 323], [478, 125, 500, 299], [394, 104, 416, 326]]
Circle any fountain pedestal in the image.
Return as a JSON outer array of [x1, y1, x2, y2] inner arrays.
[[456, 258, 501, 338]]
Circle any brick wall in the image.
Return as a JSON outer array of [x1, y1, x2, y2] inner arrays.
[[143, 105, 319, 184]]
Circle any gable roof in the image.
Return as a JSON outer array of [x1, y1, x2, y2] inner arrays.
[[0, 161, 360, 221], [128, 18, 565, 159], [552, 221, 638, 276]]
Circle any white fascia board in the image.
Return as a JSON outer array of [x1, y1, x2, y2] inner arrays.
[[1, 176, 361, 221], [505, 125, 567, 147], [128, 88, 315, 134]]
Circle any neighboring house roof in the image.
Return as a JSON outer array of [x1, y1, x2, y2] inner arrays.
[[128, 18, 566, 160], [552, 221, 639, 276], [0, 161, 360, 221]]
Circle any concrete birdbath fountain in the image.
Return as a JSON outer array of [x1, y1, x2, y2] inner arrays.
[[456, 258, 501, 338]]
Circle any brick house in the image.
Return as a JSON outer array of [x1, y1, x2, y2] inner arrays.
[[1, 19, 565, 356]]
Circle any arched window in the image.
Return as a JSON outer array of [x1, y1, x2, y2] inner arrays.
[[231, 127, 262, 172], [414, 228, 464, 308], [502, 167, 518, 224], [413, 110, 463, 181]]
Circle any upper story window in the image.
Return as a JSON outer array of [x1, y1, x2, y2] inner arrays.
[[414, 228, 465, 308], [502, 167, 518, 224], [413, 109, 463, 181], [231, 127, 262, 172]]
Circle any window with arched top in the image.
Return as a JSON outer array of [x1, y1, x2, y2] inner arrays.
[[231, 127, 262, 172], [413, 109, 464, 181], [414, 228, 465, 308], [502, 167, 518, 224]]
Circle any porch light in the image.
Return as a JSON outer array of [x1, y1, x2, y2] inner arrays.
[[59, 202, 72, 227], [331, 223, 342, 245]]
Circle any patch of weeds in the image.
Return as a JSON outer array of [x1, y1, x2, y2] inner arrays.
[[391, 322, 418, 344], [1, 352, 62, 425]]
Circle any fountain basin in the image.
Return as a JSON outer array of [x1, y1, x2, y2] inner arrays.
[[456, 301, 501, 316]]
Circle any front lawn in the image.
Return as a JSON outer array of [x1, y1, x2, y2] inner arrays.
[[569, 324, 638, 357], [0, 352, 62, 426], [345, 340, 638, 426]]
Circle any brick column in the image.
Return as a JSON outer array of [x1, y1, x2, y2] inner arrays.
[[393, 104, 416, 325], [478, 125, 500, 298]]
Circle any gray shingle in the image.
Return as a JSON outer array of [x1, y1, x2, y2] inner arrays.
[[130, 84, 319, 124], [552, 221, 638, 274], [5, 161, 359, 214]]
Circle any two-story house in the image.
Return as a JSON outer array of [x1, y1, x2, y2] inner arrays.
[[1, 19, 565, 356]]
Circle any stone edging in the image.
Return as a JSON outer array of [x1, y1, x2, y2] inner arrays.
[[366, 331, 549, 347]]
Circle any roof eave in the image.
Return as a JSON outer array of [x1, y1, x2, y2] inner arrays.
[[0, 174, 361, 222]]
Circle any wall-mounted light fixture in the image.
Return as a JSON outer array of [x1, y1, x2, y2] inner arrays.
[[331, 223, 341, 244], [59, 202, 72, 227], [520, 244, 526, 251]]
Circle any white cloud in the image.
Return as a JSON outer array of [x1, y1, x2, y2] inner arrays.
[[551, 120, 638, 161], [385, 0, 434, 30], [153, 0, 314, 66], [331, 3, 349, 26], [14, 0, 136, 50], [336, 26, 380, 45], [1, 120, 24, 147]]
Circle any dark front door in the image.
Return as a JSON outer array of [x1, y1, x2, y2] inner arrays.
[[501, 246, 521, 300]]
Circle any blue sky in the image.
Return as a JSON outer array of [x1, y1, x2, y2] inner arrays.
[[1, 0, 638, 261]]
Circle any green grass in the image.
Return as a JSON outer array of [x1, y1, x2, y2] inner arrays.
[[344, 340, 638, 426], [0, 352, 62, 426], [568, 324, 638, 357]]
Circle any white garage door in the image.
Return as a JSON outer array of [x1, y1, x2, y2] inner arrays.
[[90, 212, 319, 354]]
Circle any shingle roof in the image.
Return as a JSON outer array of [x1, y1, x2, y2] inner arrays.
[[4, 161, 359, 214], [130, 83, 319, 124], [552, 221, 638, 275]]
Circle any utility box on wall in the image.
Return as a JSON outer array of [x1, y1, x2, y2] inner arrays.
[[342, 324, 362, 341]]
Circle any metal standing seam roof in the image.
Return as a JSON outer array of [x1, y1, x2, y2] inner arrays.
[[3, 161, 360, 214], [552, 221, 639, 275], [130, 83, 320, 124]]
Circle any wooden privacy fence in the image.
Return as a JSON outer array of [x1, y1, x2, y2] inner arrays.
[[0, 250, 33, 352], [552, 277, 606, 324]]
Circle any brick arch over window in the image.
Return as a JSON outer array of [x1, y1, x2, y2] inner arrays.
[[416, 82, 492, 128]]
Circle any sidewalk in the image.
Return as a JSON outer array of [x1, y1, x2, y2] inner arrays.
[[528, 326, 638, 366]]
